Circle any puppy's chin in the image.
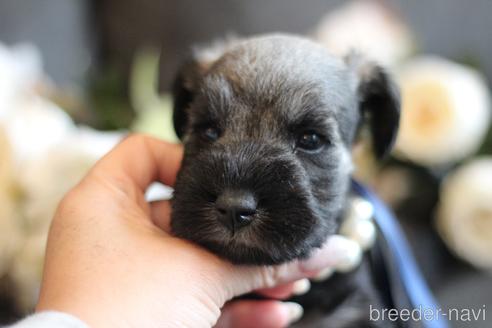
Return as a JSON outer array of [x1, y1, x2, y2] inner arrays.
[[194, 239, 289, 265], [172, 231, 325, 265], [171, 210, 334, 265]]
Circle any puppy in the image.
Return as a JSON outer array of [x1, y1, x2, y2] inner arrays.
[[169, 34, 400, 327]]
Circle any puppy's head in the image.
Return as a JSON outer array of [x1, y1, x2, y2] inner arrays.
[[170, 34, 399, 265]]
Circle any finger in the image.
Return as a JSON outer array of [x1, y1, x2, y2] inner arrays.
[[218, 235, 342, 300], [256, 279, 310, 299], [256, 282, 295, 300], [214, 300, 303, 328], [149, 200, 172, 232], [90, 134, 183, 196]]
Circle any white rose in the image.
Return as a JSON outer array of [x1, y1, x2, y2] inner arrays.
[[0, 128, 24, 277], [67, 126, 124, 159], [9, 232, 48, 312], [314, 0, 414, 66], [395, 57, 491, 166], [18, 127, 123, 231], [436, 158, 492, 270], [9, 128, 123, 311], [1, 96, 75, 164], [0, 42, 44, 112], [1, 42, 70, 164], [0, 192, 23, 277]]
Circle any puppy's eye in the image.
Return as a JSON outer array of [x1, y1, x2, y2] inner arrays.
[[296, 131, 324, 152], [202, 126, 220, 141]]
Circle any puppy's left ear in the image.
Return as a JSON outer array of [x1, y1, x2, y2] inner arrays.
[[347, 54, 401, 158]]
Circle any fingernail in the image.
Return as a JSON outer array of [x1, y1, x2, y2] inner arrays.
[[312, 267, 334, 282], [282, 302, 304, 324], [292, 278, 311, 295]]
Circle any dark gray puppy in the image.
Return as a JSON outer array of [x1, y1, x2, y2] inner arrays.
[[170, 34, 400, 327]]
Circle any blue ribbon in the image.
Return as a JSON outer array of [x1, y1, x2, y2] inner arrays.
[[352, 180, 448, 328]]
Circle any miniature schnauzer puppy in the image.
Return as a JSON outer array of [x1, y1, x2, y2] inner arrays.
[[169, 34, 400, 327]]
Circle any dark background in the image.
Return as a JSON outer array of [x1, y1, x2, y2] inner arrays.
[[1, 0, 492, 89], [1, 1, 491, 326]]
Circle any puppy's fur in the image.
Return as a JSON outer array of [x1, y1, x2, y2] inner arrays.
[[169, 34, 400, 327]]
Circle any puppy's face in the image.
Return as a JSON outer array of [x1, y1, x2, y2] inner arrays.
[[169, 35, 399, 265]]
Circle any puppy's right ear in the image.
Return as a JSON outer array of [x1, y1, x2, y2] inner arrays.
[[172, 39, 238, 139], [172, 58, 204, 139]]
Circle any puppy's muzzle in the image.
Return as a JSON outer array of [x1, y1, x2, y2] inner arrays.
[[172, 141, 325, 264], [215, 189, 257, 233]]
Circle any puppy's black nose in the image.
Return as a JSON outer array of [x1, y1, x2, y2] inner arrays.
[[216, 190, 257, 233]]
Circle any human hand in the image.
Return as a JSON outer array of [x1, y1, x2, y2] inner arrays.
[[36, 135, 338, 328]]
